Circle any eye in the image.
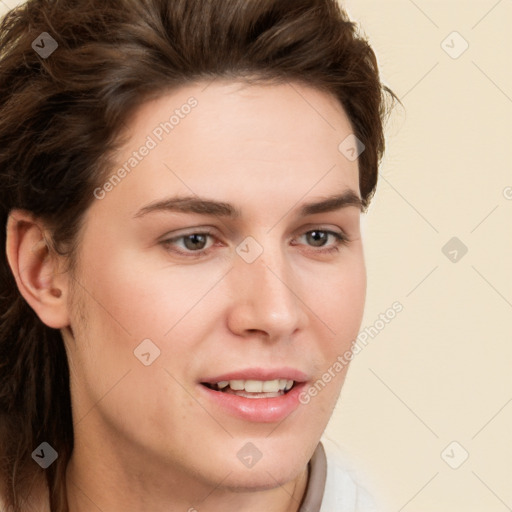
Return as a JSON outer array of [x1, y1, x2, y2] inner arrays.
[[179, 233, 211, 251], [161, 230, 217, 257], [294, 229, 349, 254]]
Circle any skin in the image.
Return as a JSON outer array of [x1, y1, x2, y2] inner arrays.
[[6, 80, 367, 512]]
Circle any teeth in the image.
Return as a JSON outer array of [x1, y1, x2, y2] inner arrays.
[[214, 379, 295, 393], [245, 380, 263, 392], [229, 380, 244, 391], [262, 380, 279, 392]]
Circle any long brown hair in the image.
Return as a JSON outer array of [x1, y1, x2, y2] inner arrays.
[[0, 0, 396, 509]]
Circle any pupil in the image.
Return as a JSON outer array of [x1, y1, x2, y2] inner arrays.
[[184, 234, 207, 250], [307, 231, 327, 247]]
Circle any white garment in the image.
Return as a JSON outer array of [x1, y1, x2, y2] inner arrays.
[[320, 436, 380, 512]]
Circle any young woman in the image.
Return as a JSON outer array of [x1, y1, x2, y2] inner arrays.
[[0, 0, 396, 510]]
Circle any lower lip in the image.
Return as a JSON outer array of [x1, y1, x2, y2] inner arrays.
[[199, 382, 307, 423]]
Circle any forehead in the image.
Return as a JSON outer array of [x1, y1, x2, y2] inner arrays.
[[129, 79, 355, 160], [93, 80, 360, 221]]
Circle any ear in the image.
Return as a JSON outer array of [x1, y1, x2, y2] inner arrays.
[[5, 209, 70, 329]]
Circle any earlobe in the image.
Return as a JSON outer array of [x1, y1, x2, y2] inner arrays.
[[6, 209, 70, 329]]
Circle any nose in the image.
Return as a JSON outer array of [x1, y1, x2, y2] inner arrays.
[[225, 241, 309, 341]]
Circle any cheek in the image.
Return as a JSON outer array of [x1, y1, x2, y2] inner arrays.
[[298, 252, 366, 412], [77, 243, 224, 342], [339, 267, 366, 335], [66, 250, 210, 438], [306, 252, 366, 343], [68, 243, 232, 414], [297, 262, 365, 422]]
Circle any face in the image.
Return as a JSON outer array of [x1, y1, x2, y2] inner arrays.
[[64, 80, 366, 491]]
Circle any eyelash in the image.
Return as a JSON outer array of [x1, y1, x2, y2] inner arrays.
[[160, 228, 350, 259]]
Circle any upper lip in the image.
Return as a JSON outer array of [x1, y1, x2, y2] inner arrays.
[[200, 367, 309, 384]]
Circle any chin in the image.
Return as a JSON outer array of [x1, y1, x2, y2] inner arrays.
[[213, 436, 313, 491], [222, 461, 306, 492]]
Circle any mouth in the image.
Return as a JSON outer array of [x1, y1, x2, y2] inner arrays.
[[201, 378, 296, 399], [198, 368, 308, 422]]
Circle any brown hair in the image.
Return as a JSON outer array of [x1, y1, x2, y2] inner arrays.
[[0, 0, 396, 509]]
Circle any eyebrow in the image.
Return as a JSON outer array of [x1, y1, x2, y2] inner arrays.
[[133, 189, 363, 219]]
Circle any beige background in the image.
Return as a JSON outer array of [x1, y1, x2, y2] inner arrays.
[[328, 1, 512, 511], [2, 0, 511, 510]]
